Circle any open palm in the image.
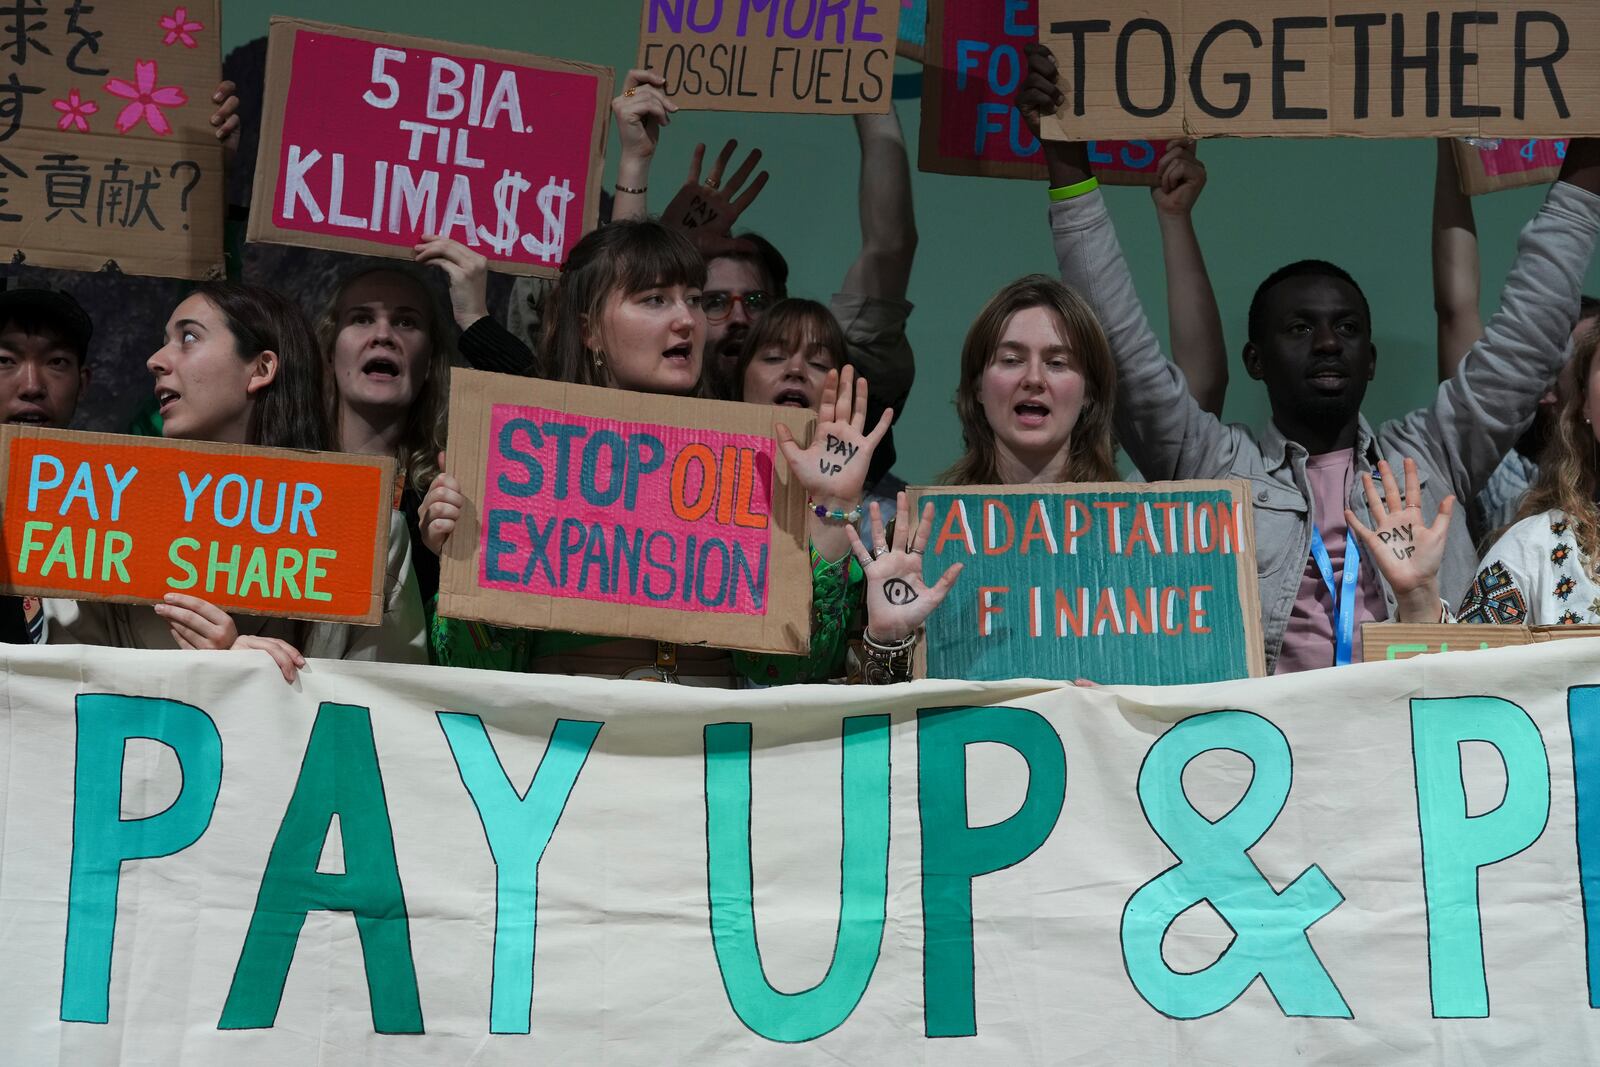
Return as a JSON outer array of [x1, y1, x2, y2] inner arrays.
[[847, 493, 962, 643], [1346, 457, 1454, 613], [777, 365, 890, 511]]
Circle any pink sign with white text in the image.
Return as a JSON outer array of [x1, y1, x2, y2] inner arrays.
[[251, 20, 610, 276], [479, 406, 778, 615]]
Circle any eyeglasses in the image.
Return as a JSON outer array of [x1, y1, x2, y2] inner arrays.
[[701, 290, 772, 322]]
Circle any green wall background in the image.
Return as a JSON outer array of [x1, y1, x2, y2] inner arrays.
[[224, 1, 1600, 486]]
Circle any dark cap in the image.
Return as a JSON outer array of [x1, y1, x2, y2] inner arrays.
[[0, 288, 93, 360]]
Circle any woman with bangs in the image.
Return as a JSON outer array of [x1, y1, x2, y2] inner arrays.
[[316, 263, 453, 606], [419, 221, 891, 685], [45, 282, 427, 679], [845, 275, 1120, 683]]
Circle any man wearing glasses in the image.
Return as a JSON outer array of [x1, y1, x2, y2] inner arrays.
[[700, 112, 919, 486]]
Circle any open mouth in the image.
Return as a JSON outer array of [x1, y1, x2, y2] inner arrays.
[[663, 342, 692, 363], [1014, 400, 1051, 426], [155, 387, 180, 414], [773, 389, 810, 408], [361, 355, 401, 379], [1307, 368, 1349, 393], [6, 409, 50, 425]]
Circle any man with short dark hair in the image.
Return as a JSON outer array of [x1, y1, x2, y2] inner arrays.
[[1019, 42, 1600, 673], [0, 288, 93, 642]]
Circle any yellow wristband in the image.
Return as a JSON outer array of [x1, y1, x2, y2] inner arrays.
[[1048, 176, 1100, 201]]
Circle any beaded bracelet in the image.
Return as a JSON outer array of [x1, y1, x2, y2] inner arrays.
[[862, 630, 917, 685], [809, 498, 863, 524]]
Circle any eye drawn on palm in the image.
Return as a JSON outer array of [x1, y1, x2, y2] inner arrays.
[[1345, 457, 1455, 597], [775, 366, 890, 509], [846, 494, 963, 643]]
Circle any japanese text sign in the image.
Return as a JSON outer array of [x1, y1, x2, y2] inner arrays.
[[249, 19, 610, 278], [919, 0, 1168, 184], [1038, 0, 1600, 141], [438, 369, 814, 654], [637, 0, 899, 113], [0, 426, 394, 624], [1, 0, 224, 278], [909, 481, 1265, 683]]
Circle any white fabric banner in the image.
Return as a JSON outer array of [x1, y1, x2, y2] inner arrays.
[[4, 640, 1600, 1064]]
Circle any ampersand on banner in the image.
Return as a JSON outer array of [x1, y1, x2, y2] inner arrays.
[[1120, 710, 1351, 1020]]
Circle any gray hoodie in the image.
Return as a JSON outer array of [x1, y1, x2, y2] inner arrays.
[[1049, 182, 1600, 673]]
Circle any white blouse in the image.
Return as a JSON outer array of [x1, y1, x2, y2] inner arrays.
[[1458, 508, 1600, 626]]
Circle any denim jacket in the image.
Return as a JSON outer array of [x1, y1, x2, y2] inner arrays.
[[1050, 182, 1600, 672]]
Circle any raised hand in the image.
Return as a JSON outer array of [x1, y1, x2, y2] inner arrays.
[[776, 365, 890, 512], [1016, 43, 1065, 136], [846, 494, 963, 644], [1346, 458, 1456, 623], [414, 235, 489, 330], [211, 80, 241, 159], [612, 68, 676, 163], [660, 139, 769, 257], [1152, 138, 1205, 217]]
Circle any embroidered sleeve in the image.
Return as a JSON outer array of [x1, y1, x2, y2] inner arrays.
[[733, 546, 866, 686], [1457, 560, 1530, 624]]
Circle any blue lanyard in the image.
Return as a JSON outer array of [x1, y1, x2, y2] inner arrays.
[[1309, 525, 1361, 667]]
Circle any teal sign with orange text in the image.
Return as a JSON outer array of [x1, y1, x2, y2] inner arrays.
[[911, 482, 1265, 684]]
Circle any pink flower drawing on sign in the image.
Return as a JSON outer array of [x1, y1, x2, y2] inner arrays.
[[159, 7, 204, 48], [52, 90, 98, 132], [105, 61, 187, 135]]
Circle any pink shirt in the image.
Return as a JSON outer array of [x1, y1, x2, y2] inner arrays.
[[1275, 451, 1389, 674]]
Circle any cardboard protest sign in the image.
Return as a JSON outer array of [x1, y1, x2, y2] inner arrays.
[[438, 369, 814, 654], [919, 0, 1167, 184], [0, 0, 224, 279], [249, 19, 609, 278], [10, 637, 1600, 1059], [908, 481, 1264, 683], [897, 0, 928, 63], [1039, 0, 1600, 142], [1362, 620, 1600, 661], [0, 426, 393, 624], [637, 0, 898, 113], [1452, 137, 1569, 195]]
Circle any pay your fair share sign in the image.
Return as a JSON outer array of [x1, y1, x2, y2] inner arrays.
[[7, 640, 1600, 1062], [0, 426, 394, 624]]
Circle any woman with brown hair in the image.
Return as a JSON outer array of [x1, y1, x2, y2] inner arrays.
[[847, 275, 1120, 682], [316, 263, 453, 604], [419, 221, 892, 685]]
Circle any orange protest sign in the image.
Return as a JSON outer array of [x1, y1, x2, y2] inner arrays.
[[0, 427, 393, 625]]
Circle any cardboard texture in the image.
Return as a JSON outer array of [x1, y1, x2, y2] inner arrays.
[[1039, 0, 1600, 142], [906, 480, 1265, 683], [1452, 136, 1569, 194], [248, 18, 610, 278], [636, 0, 898, 113], [0, 0, 224, 279], [1363, 620, 1600, 661], [438, 369, 814, 655], [919, 0, 1166, 184], [0, 426, 393, 625], [10, 640, 1600, 1060], [897, 0, 929, 64]]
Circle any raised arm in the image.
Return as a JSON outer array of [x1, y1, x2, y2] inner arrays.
[[1401, 139, 1600, 499], [1433, 140, 1484, 381], [841, 110, 917, 301], [1020, 44, 1235, 482], [610, 69, 676, 223], [1152, 140, 1227, 416]]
